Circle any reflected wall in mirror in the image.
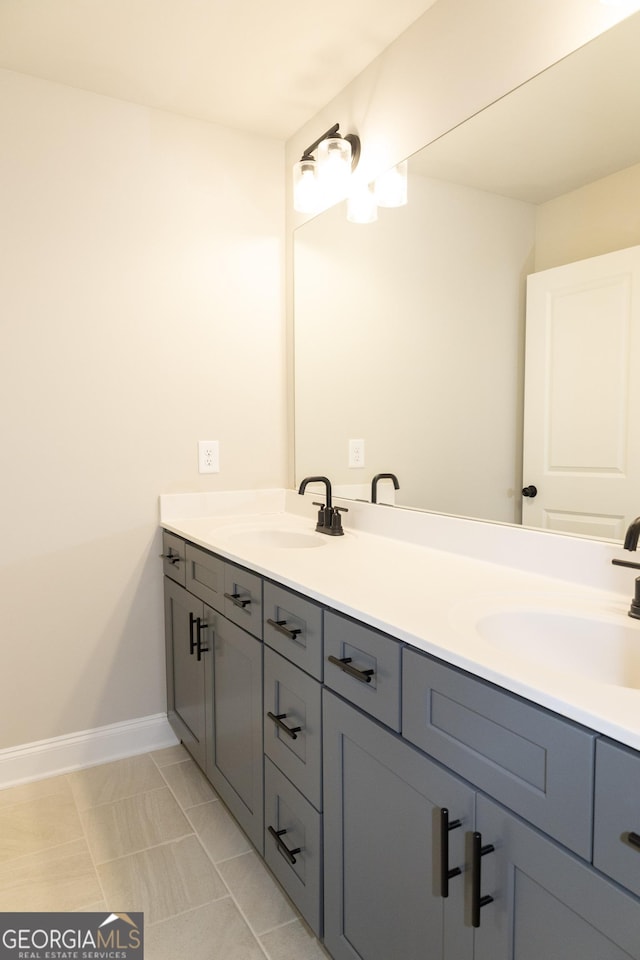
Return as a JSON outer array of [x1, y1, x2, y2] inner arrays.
[[294, 11, 640, 539]]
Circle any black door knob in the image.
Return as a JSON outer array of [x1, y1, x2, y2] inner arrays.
[[522, 485, 537, 498]]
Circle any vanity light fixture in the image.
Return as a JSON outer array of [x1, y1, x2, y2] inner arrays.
[[347, 181, 378, 224], [293, 122, 361, 214], [374, 159, 408, 208]]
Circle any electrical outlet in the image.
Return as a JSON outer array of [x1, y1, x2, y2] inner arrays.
[[198, 440, 220, 474], [348, 438, 365, 469]]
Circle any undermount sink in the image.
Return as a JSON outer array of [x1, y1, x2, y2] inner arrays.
[[223, 527, 326, 550], [477, 609, 640, 688]]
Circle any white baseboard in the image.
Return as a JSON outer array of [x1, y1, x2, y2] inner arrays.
[[0, 714, 179, 790]]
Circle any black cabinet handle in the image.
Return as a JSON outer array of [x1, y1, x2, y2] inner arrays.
[[440, 807, 462, 898], [160, 552, 181, 565], [189, 612, 197, 656], [195, 618, 209, 661], [268, 826, 301, 865], [267, 618, 301, 641], [522, 485, 537, 498], [327, 655, 374, 684], [471, 831, 495, 928], [224, 591, 251, 609], [267, 711, 302, 740], [628, 832, 640, 850]]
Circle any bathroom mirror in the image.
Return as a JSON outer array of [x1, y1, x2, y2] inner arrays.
[[294, 11, 640, 538]]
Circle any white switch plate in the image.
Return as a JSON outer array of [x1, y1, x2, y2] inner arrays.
[[198, 440, 220, 474], [348, 438, 365, 468]]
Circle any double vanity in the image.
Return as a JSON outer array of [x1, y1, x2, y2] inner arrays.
[[161, 488, 640, 960]]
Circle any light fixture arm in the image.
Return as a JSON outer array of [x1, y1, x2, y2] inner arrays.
[[300, 123, 340, 160], [299, 123, 361, 170]]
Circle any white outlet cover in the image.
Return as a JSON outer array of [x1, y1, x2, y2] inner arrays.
[[348, 438, 365, 468], [198, 440, 220, 474]]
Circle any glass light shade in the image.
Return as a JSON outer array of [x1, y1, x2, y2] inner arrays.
[[374, 160, 408, 208], [347, 183, 378, 224], [293, 157, 320, 213], [317, 136, 352, 201]]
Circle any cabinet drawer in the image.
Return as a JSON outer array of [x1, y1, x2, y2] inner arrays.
[[264, 647, 322, 809], [185, 543, 225, 611], [223, 563, 263, 638], [264, 757, 322, 938], [162, 531, 186, 586], [324, 612, 401, 731], [263, 582, 323, 679], [593, 738, 640, 898], [402, 648, 596, 858]]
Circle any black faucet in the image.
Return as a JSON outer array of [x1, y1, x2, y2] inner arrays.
[[624, 517, 640, 551], [298, 476, 348, 536], [371, 473, 400, 504], [611, 516, 640, 619]]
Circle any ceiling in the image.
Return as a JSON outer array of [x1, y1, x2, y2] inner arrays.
[[0, 0, 438, 140]]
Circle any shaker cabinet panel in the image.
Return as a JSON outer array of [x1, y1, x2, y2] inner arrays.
[[185, 543, 225, 611], [164, 577, 211, 772], [263, 581, 324, 679], [474, 794, 640, 960], [323, 690, 474, 960], [224, 563, 263, 639], [264, 647, 322, 809], [324, 612, 401, 730], [402, 648, 595, 858], [264, 757, 323, 937], [209, 616, 264, 853], [162, 532, 186, 585], [594, 737, 640, 899]]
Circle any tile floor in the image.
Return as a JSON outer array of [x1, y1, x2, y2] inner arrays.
[[0, 745, 331, 960]]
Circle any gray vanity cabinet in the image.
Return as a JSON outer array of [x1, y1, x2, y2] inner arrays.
[[164, 536, 264, 852], [162, 528, 640, 960], [262, 589, 325, 937], [402, 648, 595, 858], [474, 794, 640, 960], [162, 531, 187, 585], [593, 738, 640, 900], [208, 613, 264, 853], [164, 577, 212, 774], [323, 690, 475, 960]]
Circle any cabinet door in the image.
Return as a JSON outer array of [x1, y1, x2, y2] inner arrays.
[[323, 691, 474, 960], [164, 577, 209, 771], [264, 757, 323, 937], [474, 794, 640, 960], [209, 616, 264, 853], [264, 647, 322, 809]]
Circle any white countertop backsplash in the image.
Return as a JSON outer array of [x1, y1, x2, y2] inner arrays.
[[160, 488, 640, 750]]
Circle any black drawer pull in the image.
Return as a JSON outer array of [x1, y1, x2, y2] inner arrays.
[[268, 826, 301, 865], [195, 618, 209, 662], [440, 807, 462, 898], [160, 552, 181, 565], [628, 832, 640, 850], [188, 612, 197, 656], [327, 655, 374, 684], [267, 711, 302, 740], [471, 831, 495, 928], [267, 618, 301, 641], [224, 591, 251, 609]]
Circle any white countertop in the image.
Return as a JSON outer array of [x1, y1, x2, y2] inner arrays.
[[160, 488, 640, 751]]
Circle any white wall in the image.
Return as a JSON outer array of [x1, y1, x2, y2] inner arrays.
[[535, 161, 640, 271], [0, 70, 286, 750]]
